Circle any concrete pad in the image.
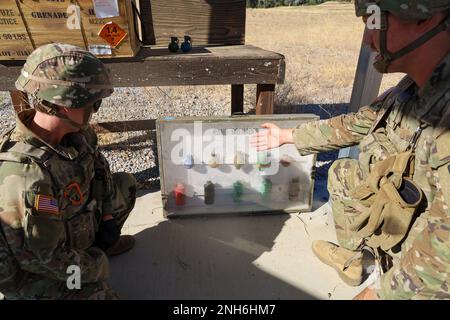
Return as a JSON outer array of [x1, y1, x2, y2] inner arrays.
[[110, 190, 367, 300]]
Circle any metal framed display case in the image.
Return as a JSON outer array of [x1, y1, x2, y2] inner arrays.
[[156, 114, 319, 217]]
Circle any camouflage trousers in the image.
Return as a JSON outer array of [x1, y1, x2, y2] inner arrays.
[[4, 172, 137, 300], [327, 159, 366, 251]]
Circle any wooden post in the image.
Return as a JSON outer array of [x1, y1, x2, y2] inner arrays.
[[9, 90, 30, 114], [231, 84, 244, 114], [256, 84, 275, 115], [339, 28, 383, 159], [348, 30, 383, 113]]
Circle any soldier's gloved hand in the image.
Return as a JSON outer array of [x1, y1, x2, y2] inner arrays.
[[94, 215, 120, 251]]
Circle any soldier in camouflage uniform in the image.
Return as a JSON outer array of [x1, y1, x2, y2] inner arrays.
[[252, 1, 450, 299], [0, 43, 137, 299]]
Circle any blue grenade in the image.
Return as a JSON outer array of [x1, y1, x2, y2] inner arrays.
[[256, 150, 271, 170], [183, 154, 194, 169], [181, 35, 192, 52], [168, 36, 179, 53]]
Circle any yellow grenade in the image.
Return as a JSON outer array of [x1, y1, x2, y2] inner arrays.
[[208, 152, 219, 168], [234, 151, 245, 170]]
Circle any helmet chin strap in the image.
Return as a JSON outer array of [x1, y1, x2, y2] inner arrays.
[[374, 12, 450, 74], [35, 102, 93, 131]]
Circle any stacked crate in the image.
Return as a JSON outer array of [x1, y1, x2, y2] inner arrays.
[[0, 1, 34, 60], [0, 0, 140, 60]]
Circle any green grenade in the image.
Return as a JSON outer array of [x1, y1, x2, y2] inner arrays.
[[289, 178, 301, 201], [168, 36, 179, 53], [256, 151, 271, 170], [259, 178, 272, 201], [204, 181, 215, 205], [234, 151, 245, 170], [232, 181, 244, 203]]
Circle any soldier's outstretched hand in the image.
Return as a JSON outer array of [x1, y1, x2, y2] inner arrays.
[[250, 123, 294, 151]]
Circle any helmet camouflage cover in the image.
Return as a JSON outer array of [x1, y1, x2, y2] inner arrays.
[[355, 0, 450, 21], [16, 43, 113, 109]]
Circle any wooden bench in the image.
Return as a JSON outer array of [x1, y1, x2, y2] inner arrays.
[[0, 0, 285, 133]]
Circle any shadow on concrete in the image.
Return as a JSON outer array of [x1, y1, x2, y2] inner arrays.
[[109, 213, 316, 300]]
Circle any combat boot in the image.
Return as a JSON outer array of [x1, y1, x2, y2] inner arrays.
[[106, 235, 136, 257], [312, 240, 366, 286]]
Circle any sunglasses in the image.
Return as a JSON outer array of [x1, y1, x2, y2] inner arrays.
[[92, 99, 102, 113], [41, 99, 102, 112]]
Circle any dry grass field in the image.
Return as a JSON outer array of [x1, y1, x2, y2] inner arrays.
[[246, 2, 404, 105]]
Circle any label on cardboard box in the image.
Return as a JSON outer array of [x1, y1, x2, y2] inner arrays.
[[93, 0, 119, 18], [98, 21, 127, 48], [88, 44, 112, 55]]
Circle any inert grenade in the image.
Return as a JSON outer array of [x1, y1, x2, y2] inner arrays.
[[260, 178, 272, 201], [233, 181, 244, 203], [174, 183, 186, 206], [168, 36, 179, 53], [204, 181, 215, 205], [181, 35, 192, 52]]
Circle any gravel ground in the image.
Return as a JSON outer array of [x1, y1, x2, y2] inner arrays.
[[0, 88, 347, 200]]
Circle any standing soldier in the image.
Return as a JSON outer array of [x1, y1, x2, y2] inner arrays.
[[0, 43, 137, 299], [252, 1, 450, 299]]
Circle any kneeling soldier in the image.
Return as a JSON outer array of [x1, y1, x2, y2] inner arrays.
[[0, 43, 137, 299]]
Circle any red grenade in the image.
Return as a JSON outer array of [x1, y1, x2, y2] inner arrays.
[[174, 183, 186, 206]]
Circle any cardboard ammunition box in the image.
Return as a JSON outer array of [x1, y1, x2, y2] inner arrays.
[[17, 0, 86, 49], [13, 0, 140, 59], [0, 1, 34, 60], [157, 114, 319, 218], [77, 0, 140, 58]]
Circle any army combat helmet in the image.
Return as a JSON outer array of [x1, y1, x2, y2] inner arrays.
[[354, 0, 450, 73], [16, 43, 114, 128]]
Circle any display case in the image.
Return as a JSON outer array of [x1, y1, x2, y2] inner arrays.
[[157, 114, 318, 217]]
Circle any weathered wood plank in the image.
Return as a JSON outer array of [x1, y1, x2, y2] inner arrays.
[[339, 29, 383, 160], [256, 84, 275, 115], [109, 58, 282, 86], [139, 0, 246, 46], [0, 45, 285, 90], [348, 31, 383, 112], [92, 119, 155, 133]]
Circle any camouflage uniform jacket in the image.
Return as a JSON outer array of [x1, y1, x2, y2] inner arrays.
[[0, 109, 115, 292], [293, 54, 450, 299]]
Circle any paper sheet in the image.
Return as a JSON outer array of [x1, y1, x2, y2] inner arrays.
[[93, 0, 120, 18]]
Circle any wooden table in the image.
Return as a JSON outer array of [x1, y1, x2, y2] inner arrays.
[[0, 44, 285, 133]]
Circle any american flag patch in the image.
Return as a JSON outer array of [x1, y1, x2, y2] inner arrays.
[[34, 195, 59, 215]]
